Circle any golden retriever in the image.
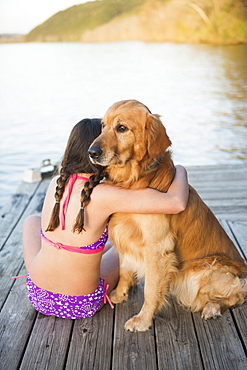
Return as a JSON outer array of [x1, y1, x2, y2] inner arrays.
[[88, 100, 247, 332]]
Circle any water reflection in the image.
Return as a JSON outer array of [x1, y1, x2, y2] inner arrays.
[[215, 46, 247, 161], [219, 45, 247, 122]]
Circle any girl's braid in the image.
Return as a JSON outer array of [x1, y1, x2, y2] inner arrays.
[[73, 166, 107, 233], [45, 167, 71, 232]]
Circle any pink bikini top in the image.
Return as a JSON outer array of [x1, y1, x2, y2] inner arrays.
[[40, 173, 108, 254]]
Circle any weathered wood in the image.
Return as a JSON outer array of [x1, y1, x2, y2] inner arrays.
[[219, 219, 247, 355], [187, 164, 247, 225], [188, 166, 247, 191], [204, 188, 246, 197], [231, 304, 247, 351], [206, 205, 247, 223], [192, 310, 247, 370], [188, 164, 247, 171], [204, 198, 247, 207], [227, 221, 247, 257], [19, 315, 73, 370], [187, 164, 247, 176], [207, 206, 247, 222], [190, 181, 247, 191], [0, 179, 50, 308], [155, 300, 203, 370], [0, 181, 40, 250], [112, 282, 158, 370], [65, 305, 114, 370], [0, 266, 37, 370]]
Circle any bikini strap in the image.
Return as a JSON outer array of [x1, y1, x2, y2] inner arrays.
[[103, 279, 114, 309], [40, 229, 105, 254], [61, 174, 89, 230]]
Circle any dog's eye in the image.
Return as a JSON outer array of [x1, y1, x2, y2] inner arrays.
[[116, 125, 128, 133]]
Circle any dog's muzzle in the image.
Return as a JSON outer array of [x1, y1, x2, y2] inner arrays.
[[88, 146, 103, 162]]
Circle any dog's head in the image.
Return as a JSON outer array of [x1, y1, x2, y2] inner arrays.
[[88, 100, 171, 168]]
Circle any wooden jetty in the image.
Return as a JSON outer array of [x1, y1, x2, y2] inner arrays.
[[0, 164, 247, 370]]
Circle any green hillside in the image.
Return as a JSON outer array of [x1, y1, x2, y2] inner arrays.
[[26, 0, 247, 44], [26, 0, 146, 42]]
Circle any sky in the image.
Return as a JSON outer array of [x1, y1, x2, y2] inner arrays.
[[0, 0, 96, 34]]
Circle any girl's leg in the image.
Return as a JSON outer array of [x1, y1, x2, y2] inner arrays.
[[22, 215, 41, 271], [100, 246, 119, 294]]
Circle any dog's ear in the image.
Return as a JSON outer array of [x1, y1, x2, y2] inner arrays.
[[146, 114, 172, 158]]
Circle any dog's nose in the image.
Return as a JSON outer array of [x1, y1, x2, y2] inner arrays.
[[88, 146, 103, 159]]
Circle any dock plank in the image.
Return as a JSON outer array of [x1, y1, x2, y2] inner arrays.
[[227, 221, 247, 257], [112, 282, 158, 370], [192, 310, 247, 370], [193, 188, 247, 200], [0, 181, 40, 250], [155, 301, 203, 370], [0, 269, 37, 370], [19, 315, 73, 370], [65, 306, 114, 370], [219, 219, 247, 355], [232, 305, 247, 351]]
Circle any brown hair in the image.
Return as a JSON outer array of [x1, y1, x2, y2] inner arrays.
[[46, 118, 106, 233]]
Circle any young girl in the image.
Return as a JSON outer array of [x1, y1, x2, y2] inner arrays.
[[22, 118, 188, 319]]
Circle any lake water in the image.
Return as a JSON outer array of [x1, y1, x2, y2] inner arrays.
[[0, 42, 247, 209]]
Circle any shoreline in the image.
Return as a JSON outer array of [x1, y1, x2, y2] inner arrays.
[[1, 35, 246, 46]]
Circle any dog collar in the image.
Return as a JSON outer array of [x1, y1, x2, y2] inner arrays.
[[145, 152, 166, 171]]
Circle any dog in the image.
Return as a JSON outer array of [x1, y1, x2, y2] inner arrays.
[[88, 100, 247, 332]]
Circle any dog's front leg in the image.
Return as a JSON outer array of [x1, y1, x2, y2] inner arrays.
[[110, 254, 137, 304], [124, 246, 177, 332]]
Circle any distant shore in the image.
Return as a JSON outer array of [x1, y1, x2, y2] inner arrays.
[[1, 35, 246, 45], [0, 34, 26, 43]]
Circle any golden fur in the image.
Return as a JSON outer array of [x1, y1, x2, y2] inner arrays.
[[89, 100, 247, 331]]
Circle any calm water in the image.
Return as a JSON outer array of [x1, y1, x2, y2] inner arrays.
[[0, 42, 247, 208]]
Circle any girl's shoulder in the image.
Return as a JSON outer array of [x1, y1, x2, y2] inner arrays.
[[91, 183, 122, 201], [43, 176, 59, 205], [89, 183, 120, 212], [89, 183, 139, 215], [47, 175, 59, 191]]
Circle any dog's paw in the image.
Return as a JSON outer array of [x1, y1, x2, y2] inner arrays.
[[109, 289, 128, 304], [124, 315, 152, 332], [201, 302, 222, 320]]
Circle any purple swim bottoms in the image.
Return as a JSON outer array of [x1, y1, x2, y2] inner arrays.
[[26, 274, 113, 319]]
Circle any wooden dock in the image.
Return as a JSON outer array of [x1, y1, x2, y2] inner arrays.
[[0, 164, 247, 370]]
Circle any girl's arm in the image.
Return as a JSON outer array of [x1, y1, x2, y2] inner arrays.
[[162, 165, 189, 212], [92, 165, 189, 216]]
